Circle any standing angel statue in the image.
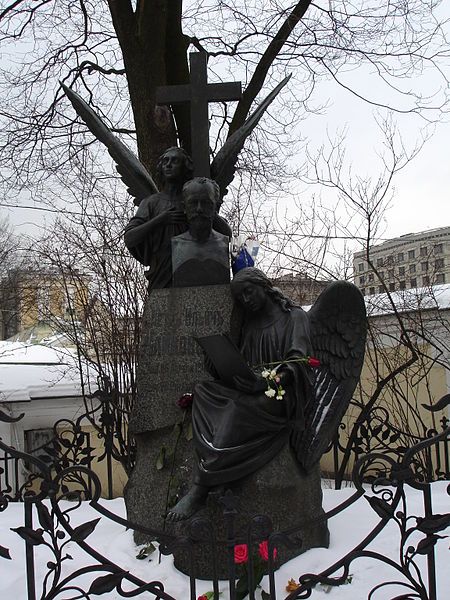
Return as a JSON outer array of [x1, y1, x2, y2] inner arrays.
[[60, 76, 290, 289]]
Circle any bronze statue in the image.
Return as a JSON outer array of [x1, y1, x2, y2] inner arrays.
[[171, 177, 230, 287], [123, 150, 231, 289], [61, 74, 292, 288], [167, 267, 367, 520]]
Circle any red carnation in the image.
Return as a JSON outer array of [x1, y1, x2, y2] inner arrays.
[[258, 540, 277, 561], [177, 392, 193, 409], [307, 357, 321, 368], [234, 543, 248, 564]]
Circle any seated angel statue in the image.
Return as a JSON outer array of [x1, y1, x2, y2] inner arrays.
[[167, 267, 313, 520], [167, 267, 367, 521]]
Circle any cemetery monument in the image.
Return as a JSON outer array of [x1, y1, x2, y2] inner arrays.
[[62, 53, 367, 577]]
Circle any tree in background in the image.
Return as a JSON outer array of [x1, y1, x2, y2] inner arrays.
[[1, 1, 449, 486], [0, 0, 448, 269]]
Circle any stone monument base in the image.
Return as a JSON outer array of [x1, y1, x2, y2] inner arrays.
[[125, 285, 237, 542], [124, 429, 194, 543], [168, 443, 329, 579]]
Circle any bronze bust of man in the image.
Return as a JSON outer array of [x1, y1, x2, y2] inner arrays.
[[171, 177, 230, 287], [124, 149, 231, 289]]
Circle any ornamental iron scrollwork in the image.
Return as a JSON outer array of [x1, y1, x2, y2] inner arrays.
[[1, 400, 448, 599]]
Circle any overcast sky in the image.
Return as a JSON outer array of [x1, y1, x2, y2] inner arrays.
[[3, 3, 450, 252]]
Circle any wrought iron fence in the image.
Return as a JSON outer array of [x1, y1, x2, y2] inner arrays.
[[1, 396, 449, 599], [326, 399, 450, 489]]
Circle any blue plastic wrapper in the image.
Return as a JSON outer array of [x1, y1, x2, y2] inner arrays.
[[232, 246, 254, 274]]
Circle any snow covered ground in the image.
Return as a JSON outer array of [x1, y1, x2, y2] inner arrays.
[[0, 482, 448, 599]]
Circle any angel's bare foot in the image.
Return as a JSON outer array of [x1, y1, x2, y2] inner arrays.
[[166, 485, 208, 521]]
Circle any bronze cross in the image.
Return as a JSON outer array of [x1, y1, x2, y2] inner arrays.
[[155, 52, 242, 177]]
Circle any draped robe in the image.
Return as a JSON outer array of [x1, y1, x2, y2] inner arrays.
[[192, 306, 313, 486], [125, 192, 187, 290]]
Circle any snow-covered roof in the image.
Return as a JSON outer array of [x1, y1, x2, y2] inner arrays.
[[302, 284, 450, 317], [365, 284, 450, 317], [0, 341, 98, 403]]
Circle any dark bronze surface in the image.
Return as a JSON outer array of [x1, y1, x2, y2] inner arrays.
[[156, 53, 242, 177]]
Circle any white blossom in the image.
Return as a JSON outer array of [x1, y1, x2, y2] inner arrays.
[[261, 369, 270, 379], [264, 388, 276, 398]]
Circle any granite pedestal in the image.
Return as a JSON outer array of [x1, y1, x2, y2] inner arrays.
[[125, 285, 236, 539], [169, 443, 329, 579]]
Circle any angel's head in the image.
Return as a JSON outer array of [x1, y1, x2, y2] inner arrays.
[[157, 147, 194, 186], [231, 267, 297, 313]]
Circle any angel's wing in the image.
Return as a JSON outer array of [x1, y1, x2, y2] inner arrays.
[[61, 83, 158, 205], [210, 75, 291, 202], [291, 281, 367, 471]]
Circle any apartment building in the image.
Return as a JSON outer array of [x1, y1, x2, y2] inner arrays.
[[353, 226, 450, 295]]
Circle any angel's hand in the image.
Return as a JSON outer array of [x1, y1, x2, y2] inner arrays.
[[157, 208, 186, 225], [233, 375, 267, 394], [167, 208, 186, 224]]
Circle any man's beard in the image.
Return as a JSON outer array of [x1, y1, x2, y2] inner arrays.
[[189, 216, 212, 241]]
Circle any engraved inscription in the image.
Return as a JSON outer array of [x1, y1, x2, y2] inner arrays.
[[148, 335, 201, 357], [184, 308, 224, 329]]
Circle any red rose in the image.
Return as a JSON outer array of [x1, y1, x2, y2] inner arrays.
[[234, 543, 248, 564], [197, 596, 208, 600], [307, 357, 321, 368], [258, 540, 277, 561], [177, 392, 193, 409]]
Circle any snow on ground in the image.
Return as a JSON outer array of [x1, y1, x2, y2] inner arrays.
[[0, 482, 448, 599]]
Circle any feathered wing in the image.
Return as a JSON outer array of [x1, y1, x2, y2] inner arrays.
[[61, 83, 158, 205], [291, 281, 367, 471], [210, 75, 291, 202]]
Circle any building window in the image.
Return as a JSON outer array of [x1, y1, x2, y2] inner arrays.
[[376, 258, 383, 267], [24, 429, 54, 474], [369, 287, 375, 295], [435, 258, 444, 270], [399, 280, 406, 290], [368, 273, 374, 282], [420, 246, 427, 257], [378, 285, 384, 293], [421, 261, 428, 272], [436, 273, 445, 284], [408, 249, 415, 260], [358, 263, 364, 272], [434, 243, 443, 254], [410, 278, 417, 288], [359, 276, 365, 285], [378, 271, 384, 281], [397, 252, 404, 262], [361, 288, 366, 296], [389, 282, 395, 291], [399, 266, 405, 276], [422, 275, 430, 286], [386, 255, 394, 265], [409, 264, 416, 274], [388, 269, 394, 279]]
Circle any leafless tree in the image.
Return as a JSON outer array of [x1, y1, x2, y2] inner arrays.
[[0, 1, 448, 218], [21, 180, 146, 474]]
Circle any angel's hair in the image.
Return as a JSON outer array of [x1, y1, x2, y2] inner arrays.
[[156, 147, 194, 183], [182, 177, 220, 208], [231, 267, 299, 313]]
